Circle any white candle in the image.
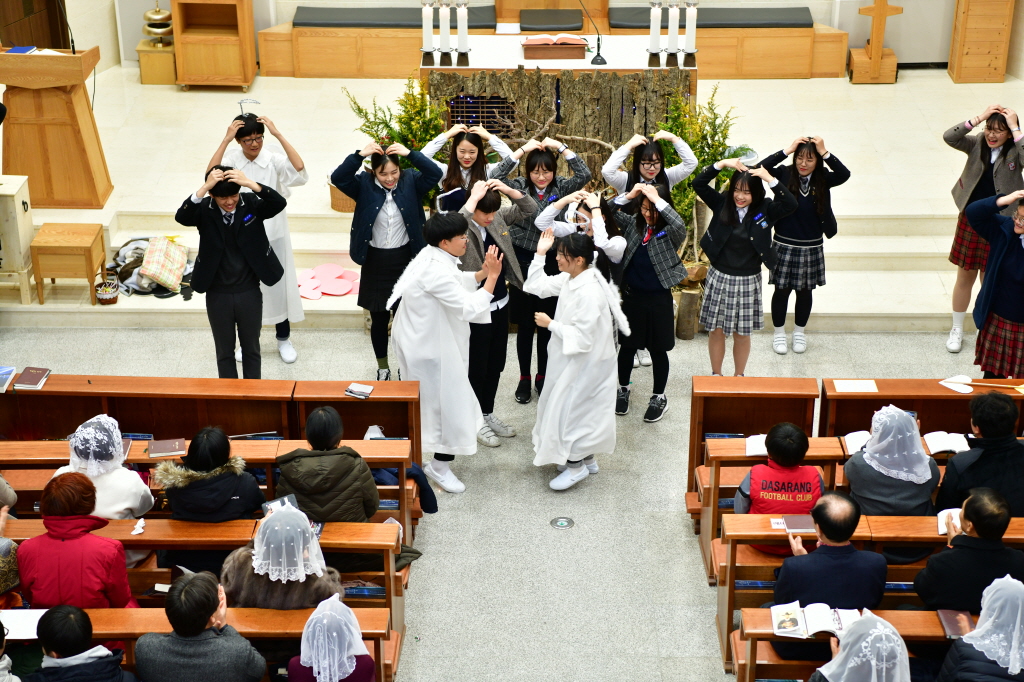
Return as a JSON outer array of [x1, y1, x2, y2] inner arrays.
[[667, 6, 679, 53], [456, 5, 468, 52], [422, 4, 433, 52], [649, 5, 661, 53], [684, 5, 697, 52], [440, 3, 451, 53]]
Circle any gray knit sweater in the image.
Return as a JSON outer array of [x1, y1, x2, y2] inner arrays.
[[844, 451, 941, 517], [135, 625, 265, 682]]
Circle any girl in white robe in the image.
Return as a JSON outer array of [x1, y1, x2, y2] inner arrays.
[[388, 213, 504, 494], [524, 229, 630, 491]]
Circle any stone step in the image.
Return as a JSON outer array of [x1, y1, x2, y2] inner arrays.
[[822, 235, 954, 271], [834, 214, 956, 237]]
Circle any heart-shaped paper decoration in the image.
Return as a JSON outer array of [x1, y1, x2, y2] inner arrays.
[[340, 270, 360, 281], [349, 281, 360, 295], [320, 278, 353, 296], [939, 381, 973, 394], [298, 269, 317, 284], [299, 284, 322, 300], [313, 263, 346, 280]]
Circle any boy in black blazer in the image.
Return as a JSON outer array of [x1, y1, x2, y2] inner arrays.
[[175, 166, 286, 380]]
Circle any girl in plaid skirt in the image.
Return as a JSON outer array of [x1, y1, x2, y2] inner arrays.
[[760, 136, 850, 355], [694, 159, 798, 376], [944, 105, 1024, 354]]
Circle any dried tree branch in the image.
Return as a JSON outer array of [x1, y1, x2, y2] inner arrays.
[[554, 134, 615, 152]]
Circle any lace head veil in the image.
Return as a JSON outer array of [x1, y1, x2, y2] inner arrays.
[[963, 575, 1024, 675], [818, 611, 912, 682], [252, 504, 326, 583], [862, 405, 932, 484], [68, 414, 125, 478], [299, 594, 369, 681]]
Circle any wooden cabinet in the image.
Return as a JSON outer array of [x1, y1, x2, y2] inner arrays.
[[171, 0, 255, 89], [948, 0, 1015, 83]]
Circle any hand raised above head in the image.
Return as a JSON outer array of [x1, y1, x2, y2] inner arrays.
[[719, 157, 748, 172], [627, 133, 649, 149], [446, 123, 469, 138], [385, 142, 411, 157], [784, 136, 809, 155], [652, 130, 678, 142], [360, 142, 385, 157], [256, 116, 278, 136], [225, 119, 245, 141], [468, 125, 492, 140], [537, 228, 555, 256]]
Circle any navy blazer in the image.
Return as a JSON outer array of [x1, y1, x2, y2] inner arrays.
[[759, 150, 851, 240], [330, 150, 443, 266], [774, 543, 887, 609], [965, 195, 1022, 329]]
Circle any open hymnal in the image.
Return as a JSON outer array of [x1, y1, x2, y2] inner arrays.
[[521, 33, 588, 46], [923, 431, 971, 454], [745, 434, 768, 456], [937, 508, 962, 535], [0, 609, 46, 640], [771, 601, 861, 638], [346, 382, 374, 399], [843, 430, 871, 454], [262, 494, 299, 515]]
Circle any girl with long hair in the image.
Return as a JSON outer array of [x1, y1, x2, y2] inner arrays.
[[419, 123, 515, 212], [944, 105, 1024, 354], [535, 189, 626, 266], [760, 136, 850, 354], [489, 137, 592, 406], [693, 159, 798, 377]]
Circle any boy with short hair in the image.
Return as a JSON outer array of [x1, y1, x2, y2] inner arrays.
[[23, 606, 137, 682], [734, 422, 823, 555], [389, 213, 503, 494]]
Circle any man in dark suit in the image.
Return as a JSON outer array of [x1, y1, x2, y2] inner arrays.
[[175, 166, 286, 380], [916, 487, 1024, 613], [772, 491, 887, 660]]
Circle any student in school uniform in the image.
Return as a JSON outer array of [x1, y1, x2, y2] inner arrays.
[[535, 190, 626, 272], [603, 130, 697, 369], [693, 158, 798, 377], [760, 136, 850, 355], [489, 137, 592, 405], [458, 179, 536, 447], [208, 113, 308, 365], [524, 229, 630, 490], [388, 213, 504, 494], [419, 123, 515, 212], [330, 141, 443, 380], [944, 104, 1024, 354], [611, 183, 687, 423]]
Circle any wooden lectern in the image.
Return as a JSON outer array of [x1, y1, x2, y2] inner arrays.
[[0, 47, 113, 209]]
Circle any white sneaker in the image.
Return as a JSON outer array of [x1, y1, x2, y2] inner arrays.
[[633, 352, 640, 368], [278, 338, 297, 363], [477, 425, 500, 447], [773, 332, 788, 355], [792, 332, 807, 354], [234, 346, 243, 363], [484, 413, 516, 438], [376, 368, 392, 381], [557, 458, 599, 474], [424, 460, 465, 494], [946, 327, 963, 353], [637, 348, 652, 367], [550, 465, 590, 490]]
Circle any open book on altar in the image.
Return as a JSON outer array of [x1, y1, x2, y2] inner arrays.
[[771, 601, 861, 638], [522, 34, 588, 46]]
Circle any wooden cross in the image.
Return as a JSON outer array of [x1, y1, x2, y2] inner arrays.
[[860, 0, 903, 78]]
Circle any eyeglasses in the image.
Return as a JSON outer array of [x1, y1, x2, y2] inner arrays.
[[240, 136, 264, 146], [640, 161, 661, 170]]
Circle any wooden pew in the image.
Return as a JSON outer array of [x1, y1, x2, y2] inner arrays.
[[0, 374, 295, 441], [4, 518, 258, 547], [292, 381, 422, 467], [698, 437, 845, 584], [85, 607, 391, 682], [868, 515, 1024, 551], [688, 377, 819, 504], [818, 378, 1024, 438]]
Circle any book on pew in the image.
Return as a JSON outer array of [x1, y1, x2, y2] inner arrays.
[[263, 494, 299, 515], [147, 439, 186, 458], [13, 367, 49, 390], [705, 433, 744, 439], [345, 586, 386, 598], [843, 430, 871, 454], [745, 434, 768, 456], [0, 609, 46, 640], [937, 609, 974, 639], [771, 601, 860, 638], [122, 439, 131, 456], [0, 366, 14, 393], [521, 33, 588, 45], [345, 382, 374, 400], [123, 433, 154, 441], [229, 431, 280, 440], [310, 520, 324, 540], [379, 499, 400, 510], [923, 431, 971, 454], [937, 508, 962, 535], [783, 515, 816, 534]]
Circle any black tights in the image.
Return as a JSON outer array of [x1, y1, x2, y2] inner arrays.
[[275, 320, 289, 340], [771, 288, 813, 328], [517, 321, 551, 377], [370, 310, 392, 360], [617, 346, 670, 394], [984, 371, 1009, 379]]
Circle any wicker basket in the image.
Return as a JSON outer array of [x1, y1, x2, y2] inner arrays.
[[95, 275, 119, 305], [330, 184, 356, 213]]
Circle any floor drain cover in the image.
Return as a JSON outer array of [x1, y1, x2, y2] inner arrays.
[[551, 517, 574, 529]]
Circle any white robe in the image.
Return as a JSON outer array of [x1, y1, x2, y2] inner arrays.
[[390, 247, 493, 456], [223, 146, 309, 325], [524, 257, 621, 466]]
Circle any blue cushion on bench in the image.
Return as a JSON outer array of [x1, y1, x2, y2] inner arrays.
[[292, 5, 498, 29], [608, 6, 814, 30], [520, 9, 583, 32]]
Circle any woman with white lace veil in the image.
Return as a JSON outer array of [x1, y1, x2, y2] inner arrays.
[[288, 594, 375, 682], [939, 575, 1024, 682], [809, 611, 912, 682], [54, 414, 154, 567]]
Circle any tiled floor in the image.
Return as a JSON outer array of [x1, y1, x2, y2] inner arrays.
[[0, 326, 980, 681]]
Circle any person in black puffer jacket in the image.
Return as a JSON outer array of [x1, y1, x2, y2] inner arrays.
[[153, 427, 265, 574], [939, 575, 1024, 682]]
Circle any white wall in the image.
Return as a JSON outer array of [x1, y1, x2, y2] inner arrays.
[[66, 0, 121, 73], [1007, 0, 1024, 79]]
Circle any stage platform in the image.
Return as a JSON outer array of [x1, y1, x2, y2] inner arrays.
[[0, 65, 1003, 332]]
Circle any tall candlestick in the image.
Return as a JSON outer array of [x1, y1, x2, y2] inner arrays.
[[422, 2, 433, 52], [684, 5, 697, 52], [439, 1, 451, 53], [667, 4, 680, 53], [648, 3, 661, 54], [456, 4, 468, 52]]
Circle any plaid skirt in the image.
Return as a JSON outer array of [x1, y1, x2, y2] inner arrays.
[[949, 211, 990, 272], [976, 312, 1024, 378], [699, 266, 763, 336], [770, 242, 826, 290]]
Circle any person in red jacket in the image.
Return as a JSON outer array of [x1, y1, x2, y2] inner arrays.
[[734, 422, 823, 555], [18, 472, 134, 610]]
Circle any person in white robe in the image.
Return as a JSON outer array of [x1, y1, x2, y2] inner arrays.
[[209, 114, 308, 364], [524, 228, 630, 491], [388, 212, 504, 494]]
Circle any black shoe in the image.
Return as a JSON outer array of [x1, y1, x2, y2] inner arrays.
[[376, 368, 391, 381], [535, 375, 545, 395], [615, 386, 630, 415], [515, 378, 532, 404], [644, 395, 668, 423]]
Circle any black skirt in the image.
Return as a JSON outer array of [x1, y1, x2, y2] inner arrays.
[[358, 244, 413, 312], [619, 287, 675, 352], [509, 245, 558, 325]]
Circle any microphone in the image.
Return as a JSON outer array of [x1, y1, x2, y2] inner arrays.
[[577, 0, 606, 65]]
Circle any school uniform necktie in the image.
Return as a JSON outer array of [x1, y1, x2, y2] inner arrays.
[[223, 212, 233, 226]]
